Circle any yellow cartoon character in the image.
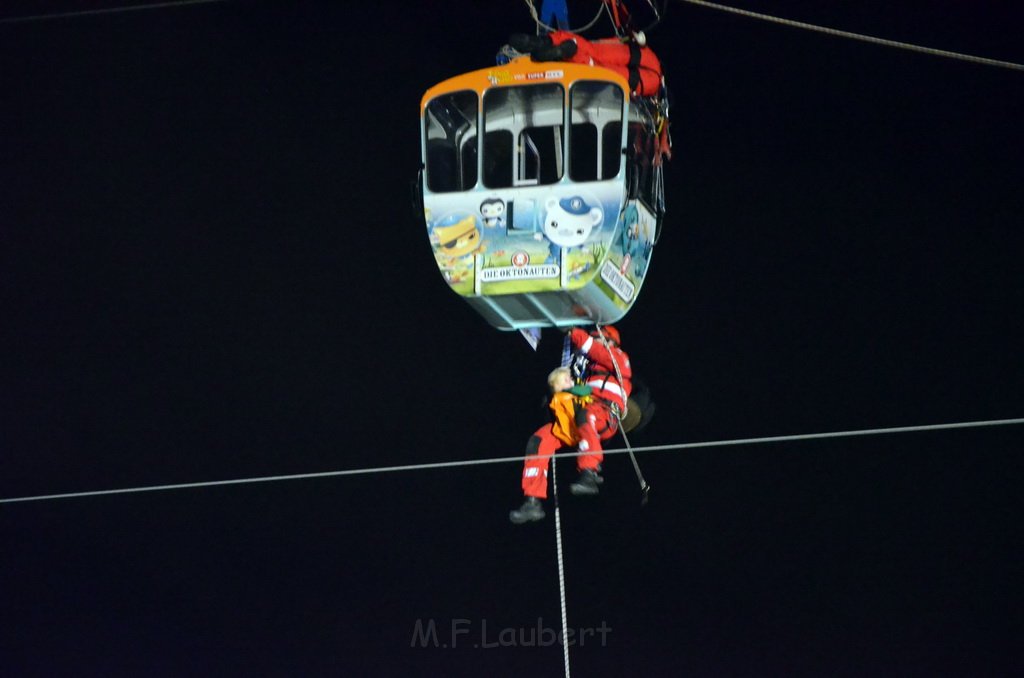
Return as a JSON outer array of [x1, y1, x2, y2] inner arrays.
[[432, 213, 486, 268]]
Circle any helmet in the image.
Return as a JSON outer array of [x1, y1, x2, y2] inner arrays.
[[591, 324, 620, 346]]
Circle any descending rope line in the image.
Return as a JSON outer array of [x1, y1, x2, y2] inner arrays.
[[1, 418, 1021, 504], [618, 420, 651, 503], [679, 0, 1024, 71], [0, 0, 230, 24], [551, 455, 572, 678]]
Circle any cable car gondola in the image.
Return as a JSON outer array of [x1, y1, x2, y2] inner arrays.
[[416, 25, 670, 334]]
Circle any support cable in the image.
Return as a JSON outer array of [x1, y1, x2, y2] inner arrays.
[[1, 418, 1022, 505], [0, 0, 230, 24], [679, 0, 1024, 71]]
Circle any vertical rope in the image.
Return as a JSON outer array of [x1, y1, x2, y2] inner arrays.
[[551, 455, 572, 678], [617, 417, 651, 502]]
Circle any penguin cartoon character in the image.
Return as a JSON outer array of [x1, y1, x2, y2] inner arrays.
[[479, 197, 506, 228]]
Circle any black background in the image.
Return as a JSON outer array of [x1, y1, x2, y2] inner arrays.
[[2, 1, 1022, 675]]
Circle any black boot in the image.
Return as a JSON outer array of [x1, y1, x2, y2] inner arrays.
[[532, 39, 577, 62], [509, 496, 545, 524], [509, 33, 550, 53], [570, 468, 603, 496]]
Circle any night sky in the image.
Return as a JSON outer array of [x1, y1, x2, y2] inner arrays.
[[2, 1, 1023, 675]]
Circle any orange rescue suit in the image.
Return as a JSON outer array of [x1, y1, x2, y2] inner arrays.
[[520, 385, 592, 500], [548, 30, 663, 97]]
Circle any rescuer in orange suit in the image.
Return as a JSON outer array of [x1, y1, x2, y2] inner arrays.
[[510, 326, 633, 524], [509, 30, 663, 97]]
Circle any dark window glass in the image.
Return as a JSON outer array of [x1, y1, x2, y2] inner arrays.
[[482, 130, 513, 188], [484, 83, 563, 187], [602, 121, 623, 179], [521, 125, 562, 185], [570, 81, 624, 181], [423, 90, 478, 192], [570, 123, 598, 182]]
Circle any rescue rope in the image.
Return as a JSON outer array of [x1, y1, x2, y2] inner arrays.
[[2, 418, 1021, 505], [522, 0, 607, 35], [618, 422, 651, 504], [593, 324, 628, 420], [550, 455, 572, 678], [678, 0, 1024, 72]]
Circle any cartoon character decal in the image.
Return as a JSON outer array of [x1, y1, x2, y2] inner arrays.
[[424, 188, 652, 306], [479, 197, 505, 228], [542, 195, 603, 263], [620, 203, 653, 278], [431, 213, 486, 284]]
